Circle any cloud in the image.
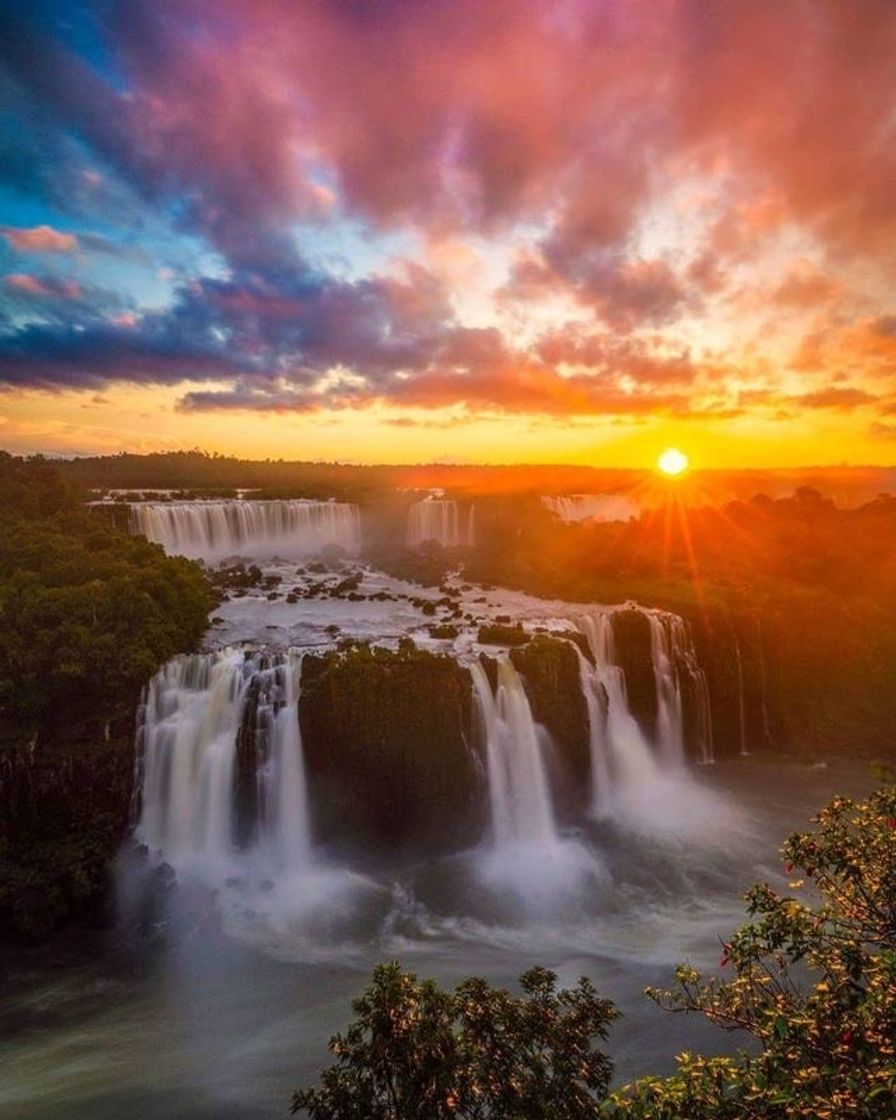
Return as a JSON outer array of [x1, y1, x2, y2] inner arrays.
[[0, 0, 894, 429], [5, 273, 83, 300], [773, 263, 842, 309], [1, 225, 77, 253], [794, 387, 877, 410]]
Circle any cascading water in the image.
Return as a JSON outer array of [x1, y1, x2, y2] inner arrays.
[[577, 614, 662, 820], [648, 615, 685, 765], [576, 610, 718, 835], [735, 639, 748, 756], [130, 500, 362, 560], [649, 613, 714, 765], [542, 494, 639, 523], [256, 655, 312, 874], [407, 498, 475, 547], [470, 659, 558, 850], [469, 657, 599, 902], [135, 649, 312, 877]]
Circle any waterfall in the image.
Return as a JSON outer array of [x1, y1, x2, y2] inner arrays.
[[129, 500, 362, 560], [734, 639, 748, 756], [576, 609, 714, 822], [756, 618, 772, 746], [578, 614, 661, 819], [256, 655, 312, 873], [470, 659, 558, 850], [542, 494, 639, 523], [135, 650, 313, 876], [407, 499, 475, 548], [655, 614, 714, 765], [648, 615, 685, 765]]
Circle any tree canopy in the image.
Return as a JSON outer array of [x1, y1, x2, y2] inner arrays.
[[0, 452, 213, 729]]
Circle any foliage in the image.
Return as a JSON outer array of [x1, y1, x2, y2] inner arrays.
[[0, 739, 134, 938], [466, 489, 896, 755], [0, 452, 214, 938], [299, 642, 479, 849], [292, 964, 618, 1119], [605, 784, 896, 1118], [477, 623, 528, 646], [0, 453, 213, 728]]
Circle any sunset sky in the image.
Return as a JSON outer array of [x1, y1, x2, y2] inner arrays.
[[1, 0, 894, 466]]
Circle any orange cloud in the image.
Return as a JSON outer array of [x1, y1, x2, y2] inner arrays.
[[2, 225, 78, 253]]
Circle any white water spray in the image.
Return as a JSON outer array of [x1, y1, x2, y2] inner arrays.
[[470, 659, 558, 850], [130, 500, 361, 560], [542, 494, 639, 523], [407, 499, 475, 547], [576, 610, 720, 837], [136, 650, 313, 876]]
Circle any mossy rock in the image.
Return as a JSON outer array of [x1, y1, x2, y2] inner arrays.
[[610, 609, 658, 741], [477, 623, 528, 646], [299, 645, 482, 852], [510, 636, 590, 815], [428, 624, 460, 640]]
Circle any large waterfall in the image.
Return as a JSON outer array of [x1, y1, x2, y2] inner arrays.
[[135, 650, 312, 876], [542, 494, 639, 523], [407, 499, 475, 547], [470, 659, 558, 850], [130, 599, 720, 911], [130, 500, 362, 560], [576, 610, 715, 831]]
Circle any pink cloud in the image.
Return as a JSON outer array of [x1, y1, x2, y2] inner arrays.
[[2, 225, 78, 253], [5, 273, 83, 299]]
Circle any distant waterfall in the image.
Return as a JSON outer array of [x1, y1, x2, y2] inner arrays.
[[130, 500, 361, 560], [542, 494, 639, 523], [407, 499, 475, 548], [470, 659, 558, 850], [135, 650, 312, 875], [576, 609, 713, 821]]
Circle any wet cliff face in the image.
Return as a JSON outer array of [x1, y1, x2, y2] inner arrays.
[[508, 636, 590, 818], [0, 733, 135, 940], [610, 610, 658, 741], [299, 644, 482, 855]]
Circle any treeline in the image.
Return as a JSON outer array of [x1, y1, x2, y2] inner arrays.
[[0, 453, 213, 729], [54, 449, 896, 506], [0, 453, 213, 937]]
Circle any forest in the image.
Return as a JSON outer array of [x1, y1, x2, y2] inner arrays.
[[0, 453, 213, 936]]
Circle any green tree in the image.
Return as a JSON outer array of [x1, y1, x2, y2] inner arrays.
[[292, 964, 618, 1119], [605, 784, 896, 1118]]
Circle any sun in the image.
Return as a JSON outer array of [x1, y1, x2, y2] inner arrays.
[[657, 447, 689, 477]]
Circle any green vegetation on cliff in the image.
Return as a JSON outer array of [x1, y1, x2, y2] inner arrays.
[[299, 641, 481, 851], [466, 489, 896, 757], [0, 453, 213, 729], [0, 453, 214, 938]]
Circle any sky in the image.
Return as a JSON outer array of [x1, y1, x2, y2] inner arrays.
[[0, 0, 894, 467]]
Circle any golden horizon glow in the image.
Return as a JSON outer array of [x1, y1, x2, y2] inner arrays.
[[657, 448, 690, 477]]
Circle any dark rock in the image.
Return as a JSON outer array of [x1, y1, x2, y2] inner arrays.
[[299, 645, 482, 854]]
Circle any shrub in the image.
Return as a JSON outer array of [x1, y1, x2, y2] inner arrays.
[[292, 964, 618, 1119]]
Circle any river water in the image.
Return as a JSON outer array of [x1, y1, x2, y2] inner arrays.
[[0, 755, 874, 1120]]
